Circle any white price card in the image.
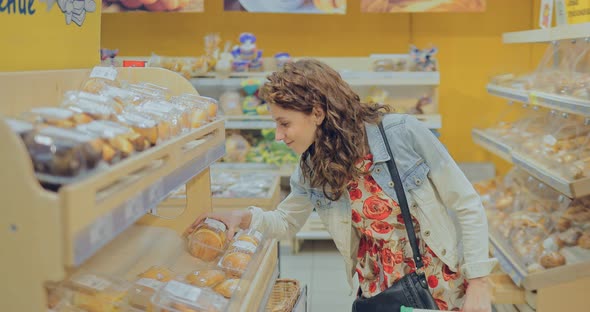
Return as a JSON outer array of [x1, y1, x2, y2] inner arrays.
[[164, 281, 201, 302], [89, 216, 113, 246], [90, 67, 118, 81], [205, 218, 227, 232], [73, 274, 111, 291], [136, 278, 163, 290], [231, 241, 257, 254]]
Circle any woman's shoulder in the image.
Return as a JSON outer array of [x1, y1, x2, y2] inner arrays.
[[381, 113, 421, 130]]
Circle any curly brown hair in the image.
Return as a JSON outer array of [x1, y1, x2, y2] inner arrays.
[[260, 59, 391, 201]]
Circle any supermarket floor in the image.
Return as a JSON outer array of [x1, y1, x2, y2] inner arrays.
[[278, 239, 358, 312]]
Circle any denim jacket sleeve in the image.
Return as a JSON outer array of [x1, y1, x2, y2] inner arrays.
[[248, 165, 313, 239], [403, 115, 497, 279]]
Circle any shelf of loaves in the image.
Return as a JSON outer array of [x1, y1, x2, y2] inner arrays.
[[487, 84, 590, 117], [503, 22, 590, 44], [160, 172, 282, 212], [474, 173, 590, 311], [223, 114, 442, 130], [0, 68, 230, 311], [471, 129, 590, 198], [62, 225, 279, 312]]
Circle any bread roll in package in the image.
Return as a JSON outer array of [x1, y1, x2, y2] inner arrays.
[[187, 218, 229, 262]]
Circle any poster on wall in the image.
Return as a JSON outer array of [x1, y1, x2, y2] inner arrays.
[[361, 0, 485, 13], [224, 0, 347, 14], [102, 0, 204, 13]]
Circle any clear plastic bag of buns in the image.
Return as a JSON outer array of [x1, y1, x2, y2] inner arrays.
[[99, 85, 148, 107], [530, 40, 583, 95], [217, 230, 262, 278], [23, 107, 80, 128], [3, 118, 35, 140], [62, 90, 124, 117], [175, 94, 218, 122], [187, 218, 228, 262], [21, 126, 104, 181], [81, 66, 122, 94], [151, 280, 228, 312], [77, 120, 151, 162], [182, 268, 227, 289], [213, 278, 243, 299], [139, 100, 190, 134], [57, 272, 132, 312], [127, 266, 175, 311], [119, 106, 170, 144], [169, 95, 209, 129]]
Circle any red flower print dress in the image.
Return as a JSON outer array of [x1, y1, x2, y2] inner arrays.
[[349, 154, 468, 311]]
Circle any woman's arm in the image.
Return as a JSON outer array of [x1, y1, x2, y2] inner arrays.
[[248, 166, 314, 239], [402, 115, 497, 279]]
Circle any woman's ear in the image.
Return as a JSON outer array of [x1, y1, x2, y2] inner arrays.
[[312, 106, 326, 125]]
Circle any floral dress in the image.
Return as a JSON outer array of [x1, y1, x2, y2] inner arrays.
[[349, 154, 468, 311]]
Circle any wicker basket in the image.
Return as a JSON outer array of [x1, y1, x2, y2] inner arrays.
[[265, 278, 301, 312]]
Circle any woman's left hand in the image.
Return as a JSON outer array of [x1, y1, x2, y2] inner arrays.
[[462, 277, 492, 312]]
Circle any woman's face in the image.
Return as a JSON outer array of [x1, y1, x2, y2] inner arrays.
[[270, 103, 324, 154]]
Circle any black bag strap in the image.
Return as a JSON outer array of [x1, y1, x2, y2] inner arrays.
[[377, 122, 425, 269]]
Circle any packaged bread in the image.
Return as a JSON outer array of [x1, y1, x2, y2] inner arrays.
[[138, 265, 175, 282], [184, 269, 226, 288], [176, 94, 218, 121], [60, 273, 131, 312], [77, 120, 150, 161], [26, 107, 77, 128], [128, 276, 166, 311], [140, 100, 189, 133], [4, 118, 35, 139], [218, 239, 258, 278], [117, 110, 161, 145], [62, 91, 124, 116], [170, 96, 209, 129], [539, 251, 566, 269], [23, 126, 103, 180], [99, 85, 146, 107], [81, 66, 121, 94], [213, 279, 241, 299], [578, 230, 590, 249], [233, 229, 263, 248], [151, 280, 228, 312], [187, 218, 228, 262]]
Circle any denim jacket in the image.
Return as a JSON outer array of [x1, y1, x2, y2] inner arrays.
[[249, 114, 497, 291]]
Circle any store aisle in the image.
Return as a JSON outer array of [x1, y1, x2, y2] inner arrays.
[[279, 240, 357, 312]]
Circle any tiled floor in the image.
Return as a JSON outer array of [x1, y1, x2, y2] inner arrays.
[[278, 239, 357, 312]]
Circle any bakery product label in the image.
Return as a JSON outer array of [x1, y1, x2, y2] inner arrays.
[[205, 218, 227, 232], [164, 281, 201, 302], [73, 274, 112, 291], [232, 241, 257, 253], [90, 67, 118, 81], [136, 278, 163, 290]]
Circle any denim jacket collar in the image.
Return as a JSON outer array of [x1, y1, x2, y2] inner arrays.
[[365, 121, 390, 164]]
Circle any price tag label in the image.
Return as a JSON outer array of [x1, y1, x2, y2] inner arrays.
[[164, 281, 201, 302], [529, 92, 539, 105], [204, 218, 227, 232], [231, 241, 257, 254], [89, 216, 113, 246], [90, 67, 118, 81], [124, 196, 144, 223], [73, 274, 111, 291], [136, 278, 163, 290]]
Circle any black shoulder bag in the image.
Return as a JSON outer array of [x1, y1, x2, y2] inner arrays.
[[352, 122, 439, 312]]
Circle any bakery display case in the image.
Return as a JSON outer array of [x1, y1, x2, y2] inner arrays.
[[477, 27, 590, 312], [0, 68, 278, 312]]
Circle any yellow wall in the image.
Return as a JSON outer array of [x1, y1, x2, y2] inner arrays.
[[0, 3, 101, 71], [102, 0, 546, 175]]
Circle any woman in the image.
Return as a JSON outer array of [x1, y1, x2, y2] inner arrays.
[[186, 59, 496, 311]]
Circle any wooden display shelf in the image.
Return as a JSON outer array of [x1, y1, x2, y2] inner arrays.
[[161, 174, 281, 212], [80, 225, 278, 312], [471, 129, 513, 163], [213, 162, 296, 178], [0, 68, 230, 311], [486, 84, 530, 103]]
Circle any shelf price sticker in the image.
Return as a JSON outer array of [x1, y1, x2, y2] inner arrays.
[[124, 195, 145, 223], [164, 281, 201, 302], [90, 66, 118, 81], [529, 92, 539, 106], [89, 216, 114, 246]]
